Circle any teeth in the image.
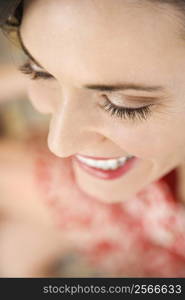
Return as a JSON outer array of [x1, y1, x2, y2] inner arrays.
[[76, 155, 133, 170]]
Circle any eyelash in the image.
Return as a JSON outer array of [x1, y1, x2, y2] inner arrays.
[[19, 62, 54, 80], [102, 96, 152, 121], [19, 62, 153, 121]]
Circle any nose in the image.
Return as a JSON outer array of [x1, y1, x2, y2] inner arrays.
[[47, 89, 104, 158]]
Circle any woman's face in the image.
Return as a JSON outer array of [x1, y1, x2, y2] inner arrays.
[[20, 0, 185, 203]]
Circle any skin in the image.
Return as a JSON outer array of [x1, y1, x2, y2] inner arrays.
[[19, 0, 185, 203]]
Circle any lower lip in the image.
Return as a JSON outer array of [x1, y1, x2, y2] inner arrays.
[[73, 156, 138, 180]]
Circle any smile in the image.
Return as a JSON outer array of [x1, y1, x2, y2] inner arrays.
[[75, 154, 133, 170], [73, 154, 137, 180]]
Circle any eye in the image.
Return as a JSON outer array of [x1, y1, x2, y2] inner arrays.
[[18, 61, 55, 80], [102, 96, 153, 121]]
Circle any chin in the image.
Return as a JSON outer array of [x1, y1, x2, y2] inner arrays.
[[72, 156, 156, 204], [74, 173, 141, 204], [80, 186, 133, 204]]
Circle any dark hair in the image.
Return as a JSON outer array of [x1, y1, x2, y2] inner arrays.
[[0, 0, 22, 26]]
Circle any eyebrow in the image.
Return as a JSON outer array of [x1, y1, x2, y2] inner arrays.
[[84, 84, 164, 93], [18, 29, 165, 93]]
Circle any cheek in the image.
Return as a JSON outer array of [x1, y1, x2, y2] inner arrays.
[[27, 81, 60, 114], [107, 121, 181, 160]]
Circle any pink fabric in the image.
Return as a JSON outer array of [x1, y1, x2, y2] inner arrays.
[[31, 140, 185, 277]]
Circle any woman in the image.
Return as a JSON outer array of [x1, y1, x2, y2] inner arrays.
[[1, 0, 185, 277]]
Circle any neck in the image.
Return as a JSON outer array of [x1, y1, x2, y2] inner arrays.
[[175, 164, 185, 205]]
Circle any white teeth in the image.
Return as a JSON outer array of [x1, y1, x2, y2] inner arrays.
[[75, 155, 133, 170]]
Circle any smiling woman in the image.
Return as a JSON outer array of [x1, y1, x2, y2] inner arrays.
[[1, 0, 185, 277]]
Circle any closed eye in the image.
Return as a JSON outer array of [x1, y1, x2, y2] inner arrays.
[[19, 61, 154, 122], [19, 61, 55, 80], [102, 96, 153, 121]]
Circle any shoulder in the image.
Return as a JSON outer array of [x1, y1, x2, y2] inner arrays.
[[0, 136, 54, 226]]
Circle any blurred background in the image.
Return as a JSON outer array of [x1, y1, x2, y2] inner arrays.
[[0, 29, 49, 140]]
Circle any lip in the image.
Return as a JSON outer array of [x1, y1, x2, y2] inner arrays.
[[73, 155, 138, 180]]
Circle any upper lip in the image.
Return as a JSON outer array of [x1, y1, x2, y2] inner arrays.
[[75, 154, 132, 160]]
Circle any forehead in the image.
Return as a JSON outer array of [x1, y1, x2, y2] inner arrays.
[[21, 0, 185, 83]]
